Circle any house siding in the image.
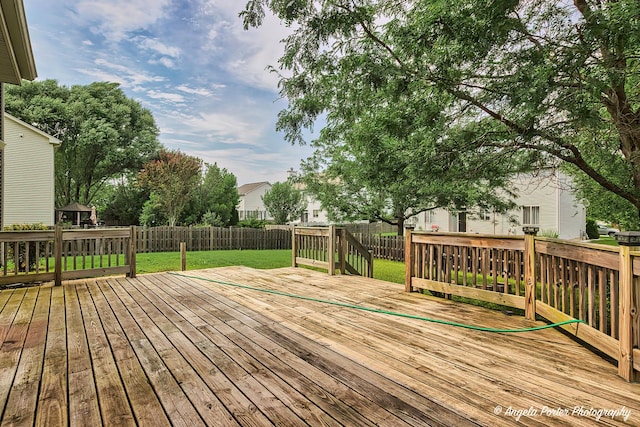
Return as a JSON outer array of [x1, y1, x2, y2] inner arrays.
[[238, 183, 272, 220], [412, 170, 586, 239], [3, 116, 57, 227]]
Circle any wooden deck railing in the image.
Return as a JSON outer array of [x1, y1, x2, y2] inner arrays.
[[405, 229, 640, 382], [0, 225, 136, 286], [292, 226, 373, 277]]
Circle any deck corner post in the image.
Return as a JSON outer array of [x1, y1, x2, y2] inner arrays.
[[523, 227, 538, 321], [339, 228, 347, 275], [291, 225, 297, 267], [404, 227, 413, 292], [615, 232, 640, 382], [54, 224, 63, 286], [328, 225, 336, 276], [129, 225, 137, 278]]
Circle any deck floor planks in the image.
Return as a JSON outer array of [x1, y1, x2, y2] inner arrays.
[[1, 287, 50, 427], [148, 272, 400, 427], [104, 278, 207, 427], [184, 267, 640, 426], [87, 280, 172, 427], [121, 274, 276, 427], [162, 272, 478, 427], [0, 266, 639, 426], [75, 283, 136, 427], [35, 286, 67, 427], [201, 268, 639, 396], [107, 277, 240, 427], [65, 284, 102, 427], [171, 271, 537, 427], [132, 274, 342, 427]]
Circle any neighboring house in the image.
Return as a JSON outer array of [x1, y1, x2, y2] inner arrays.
[[412, 170, 586, 240], [290, 192, 331, 225], [237, 182, 273, 221], [2, 113, 60, 226], [0, 0, 38, 227]]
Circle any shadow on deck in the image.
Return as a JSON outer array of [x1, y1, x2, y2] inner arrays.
[[0, 266, 638, 426]]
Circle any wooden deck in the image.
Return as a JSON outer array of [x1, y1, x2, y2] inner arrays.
[[0, 267, 638, 426]]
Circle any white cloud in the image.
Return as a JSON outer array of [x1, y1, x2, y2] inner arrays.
[[79, 58, 166, 87], [82, 40, 93, 46], [175, 85, 219, 96], [137, 37, 181, 58], [74, 0, 171, 41], [147, 90, 186, 103], [149, 57, 177, 69], [184, 112, 264, 145]]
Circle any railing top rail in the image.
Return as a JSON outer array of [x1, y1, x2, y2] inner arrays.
[[0, 230, 56, 241], [410, 231, 525, 250], [534, 236, 620, 253], [61, 228, 131, 240]]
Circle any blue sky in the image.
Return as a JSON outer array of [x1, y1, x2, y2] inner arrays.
[[24, 0, 315, 185]]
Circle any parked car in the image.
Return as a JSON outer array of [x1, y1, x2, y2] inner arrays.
[[597, 224, 618, 237]]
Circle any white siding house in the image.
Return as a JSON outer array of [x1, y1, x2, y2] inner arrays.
[[237, 182, 272, 221], [291, 192, 331, 225], [412, 170, 586, 240], [2, 113, 60, 227]]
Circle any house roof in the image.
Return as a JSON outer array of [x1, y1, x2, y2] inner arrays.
[[5, 113, 61, 145], [0, 0, 37, 85], [57, 202, 92, 212], [238, 181, 271, 196]]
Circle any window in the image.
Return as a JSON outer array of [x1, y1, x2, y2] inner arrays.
[[425, 210, 436, 223], [479, 210, 491, 221], [313, 210, 319, 218], [522, 206, 540, 225]]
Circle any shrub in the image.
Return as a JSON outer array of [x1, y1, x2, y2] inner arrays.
[[237, 218, 271, 229], [538, 229, 559, 239], [586, 218, 599, 239], [3, 223, 51, 271]]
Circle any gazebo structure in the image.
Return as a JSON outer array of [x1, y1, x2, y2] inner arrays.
[[56, 202, 96, 226]]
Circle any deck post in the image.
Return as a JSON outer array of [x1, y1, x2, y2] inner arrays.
[[129, 225, 137, 278], [339, 228, 347, 275], [523, 226, 538, 321], [615, 232, 640, 382], [291, 225, 297, 267], [180, 242, 187, 272], [328, 225, 336, 275], [54, 224, 63, 286], [404, 227, 413, 292]]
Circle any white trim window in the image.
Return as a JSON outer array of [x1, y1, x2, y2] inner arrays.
[[522, 206, 540, 225]]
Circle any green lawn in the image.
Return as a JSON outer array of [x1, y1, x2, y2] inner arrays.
[[136, 249, 408, 284], [588, 236, 618, 246]]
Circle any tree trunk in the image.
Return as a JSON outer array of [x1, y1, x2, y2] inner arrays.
[[396, 217, 405, 236]]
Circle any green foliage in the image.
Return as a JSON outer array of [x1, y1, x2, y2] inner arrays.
[[94, 174, 150, 225], [201, 211, 225, 227], [139, 150, 202, 226], [262, 181, 306, 224], [242, 0, 640, 219], [538, 229, 559, 239], [3, 223, 50, 271], [5, 80, 161, 207], [180, 163, 239, 226], [586, 219, 600, 240], [237, 218, 271, 229], [139, 193, 167, 226]]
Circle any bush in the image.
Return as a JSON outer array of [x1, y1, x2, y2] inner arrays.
[[3, 223, 51, 271], [538, 229, 559, 238], [237, 218, 271, 229], [586, 218, 599, 239]]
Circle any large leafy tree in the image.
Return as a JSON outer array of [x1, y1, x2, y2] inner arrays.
[[5, 79, 161, 207], [242, 1, 640, 218], [138, 150, 202, 226], [262, 181, 306, 224], [181, 163, 239, 226]]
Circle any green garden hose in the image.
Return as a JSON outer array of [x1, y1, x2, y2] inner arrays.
[[169, 272, 584, 333]]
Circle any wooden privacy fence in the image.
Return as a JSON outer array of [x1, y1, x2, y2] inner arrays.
[[0, 225, 136, 287], [404, 229, 640, 382], [353, 233, 405, 261], [292, 226, 373, 277], [136, 226, 291, 253]]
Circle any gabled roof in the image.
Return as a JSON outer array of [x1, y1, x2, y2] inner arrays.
[[57, 202, 92, 212], [5, 113, 60, 145], [238, 181, 271, 196], [0, 0, 36, 85]]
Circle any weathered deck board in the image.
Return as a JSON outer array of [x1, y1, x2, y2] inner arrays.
[[0, 267, 638, 426]]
